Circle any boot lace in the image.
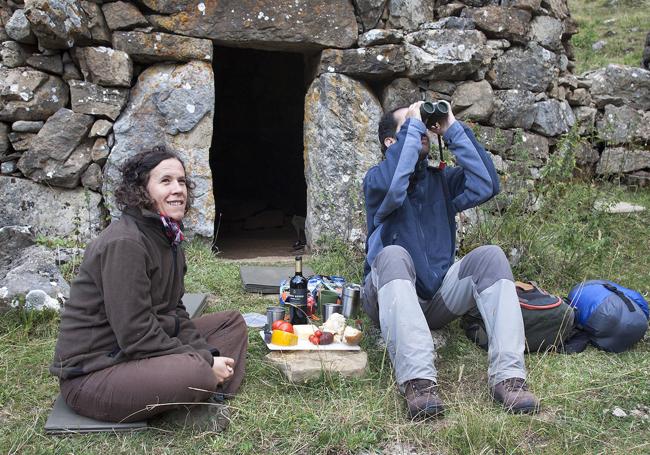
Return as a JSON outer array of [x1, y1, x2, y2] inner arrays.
[[503, 377, 529, 392], [407, 379, 438, 396]]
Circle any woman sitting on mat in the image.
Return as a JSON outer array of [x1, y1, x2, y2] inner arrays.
[[50, 146, 247, 429]]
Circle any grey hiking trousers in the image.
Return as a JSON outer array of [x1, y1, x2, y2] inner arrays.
[[362, 245, 526, 389]]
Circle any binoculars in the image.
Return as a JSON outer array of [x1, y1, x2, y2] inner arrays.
[[420, 101, 449, 128]]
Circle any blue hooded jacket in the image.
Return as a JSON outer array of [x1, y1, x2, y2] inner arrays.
[[363, 118, 500, 299]]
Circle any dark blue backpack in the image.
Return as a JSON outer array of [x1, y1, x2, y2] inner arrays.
[[567, 280, 649, 353]]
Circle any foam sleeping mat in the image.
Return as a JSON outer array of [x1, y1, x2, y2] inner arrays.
[[44, 396, 147, 434], [239, 265, 314, 294]]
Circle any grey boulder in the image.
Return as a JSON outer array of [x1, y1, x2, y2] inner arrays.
[[319, 45, 407, 79], [0, 122, 9, 155], [112, 31, 213, 63], [462, 6, 531, 44], [583, 64, 650, 110], [81, 161, 102, 191], [101, 1, 149, 31], [145, 0, 358, 52], [381, 78, 420, 111], [0, 67, 69, 121], [17, 108, 94, 187], [596, 104, 643, 145], [491, 89, 537, 129], [26, 53, 64, 75], [572, 106, 597, 135], [304, 72, 382, 248], [508, 130, 549, 165], [405, 28, 491, 80], [1, 41, 28, 68], [6, 9, 37, 44], [79, 0, 112, 45], [89, 119, 112, 137], [451, 80, 494, 122], [597, 147, 650, 175], [353, 0, 388, 32], [74, 46, 133, 87], [0, 242, 69, 311], [387, 0, 434, 32], [24, 0, 91, 49], [358, 29, 404, 47], [472, 125, 515, 155], [8, 132, 36, 151], [527, 15, 564, 51], [0, 175, 103, 240], [531, 99, 575, 137], [69, 80, 129, 120], [489, 42, 559, 92], [12, 120, 44, 133]]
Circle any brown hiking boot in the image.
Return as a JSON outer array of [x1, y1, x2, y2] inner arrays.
[[404, 379, 445, 419], [490, 377, 540, 414]]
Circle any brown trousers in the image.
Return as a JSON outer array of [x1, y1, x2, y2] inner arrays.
[[60, 310, 248, 423]]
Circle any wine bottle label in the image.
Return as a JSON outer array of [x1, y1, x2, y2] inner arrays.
[[289, 289, 307, 304]]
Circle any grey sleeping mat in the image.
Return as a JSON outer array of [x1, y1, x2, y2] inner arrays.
[[45, 395, 147, 434], [182, 293, 208, 319], [240, 265, 314, 294]]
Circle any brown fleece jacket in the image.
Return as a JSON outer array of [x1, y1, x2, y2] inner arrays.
[[50, 208, 217, 379]]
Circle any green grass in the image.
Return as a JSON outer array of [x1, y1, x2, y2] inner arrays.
[[463, 181, 650, 296], [568, 0, 650, 74], [1, 176, 650, 453]]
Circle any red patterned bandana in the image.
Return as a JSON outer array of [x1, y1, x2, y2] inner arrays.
[[160, 214, 185, 246]]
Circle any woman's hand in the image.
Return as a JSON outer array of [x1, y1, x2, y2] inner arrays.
[[212, 356, 235, 384]]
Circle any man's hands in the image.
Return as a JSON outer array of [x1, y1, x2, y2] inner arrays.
[[428, 101, 456, 136], [405, 101, 424, 122], [212, 356, 235, 384], [404, 100, 456, 136]]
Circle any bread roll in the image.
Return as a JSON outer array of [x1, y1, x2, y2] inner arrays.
[[343, 326, 362, 345]]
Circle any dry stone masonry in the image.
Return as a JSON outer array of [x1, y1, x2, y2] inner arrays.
[[0, 0, 649, 306]]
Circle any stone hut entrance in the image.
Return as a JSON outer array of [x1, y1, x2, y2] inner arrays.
[[8, 0, 641, 266], [211, 47, 307, 259]]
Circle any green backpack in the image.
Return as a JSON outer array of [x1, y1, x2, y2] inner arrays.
[[461, 281, 576, 353]]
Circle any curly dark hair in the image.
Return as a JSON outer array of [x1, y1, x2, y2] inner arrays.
[[114, 146, 195, 214]]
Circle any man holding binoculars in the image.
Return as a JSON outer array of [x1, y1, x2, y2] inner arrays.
[[362, 100, 539, 419]]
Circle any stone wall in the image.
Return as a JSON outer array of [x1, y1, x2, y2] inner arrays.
[[1, 0, 649, 248], [0, 0, 218, 240]]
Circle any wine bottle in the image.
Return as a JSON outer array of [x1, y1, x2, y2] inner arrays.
[[288, 256, 308, 324]]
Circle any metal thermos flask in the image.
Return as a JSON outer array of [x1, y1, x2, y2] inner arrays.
[[342, 284, 361, 319]]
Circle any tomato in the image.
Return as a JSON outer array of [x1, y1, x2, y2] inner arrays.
[[271, 320, 285, 330], [278, 322, 294, 333], [309, 335, 316, 344], [314, 330, 322, 337]]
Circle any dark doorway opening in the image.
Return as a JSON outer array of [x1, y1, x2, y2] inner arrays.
[[210, 47, 307, 259]]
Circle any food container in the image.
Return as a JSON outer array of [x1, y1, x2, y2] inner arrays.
[[342, 284, 361, 318], [322, 303, 343, 322], [319, 289, 340, 305]]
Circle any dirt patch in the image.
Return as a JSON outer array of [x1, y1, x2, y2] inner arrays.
[[214, 225, 304, 260]]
